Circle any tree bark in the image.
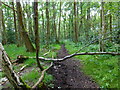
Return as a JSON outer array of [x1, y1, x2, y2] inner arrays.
[[109, 14, 112, 42], [86, 2, 90, 41], [0, 43, 30, 89], [16, 1, 35, 52], [34, 0, 43, 71], [57, 1, 62, 43], [99, 2, 105, 52], [16, 52, 120, 62], [12, 1, 19, 47], [52, 3, 58, 43], [1, 10, 7, 45], [0, 1, 2, 42], [46, 0, 50, 44], [74, 0, 78, 43]]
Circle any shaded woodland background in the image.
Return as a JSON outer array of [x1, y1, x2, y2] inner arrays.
[[0, 1, 120, 89], [1, 1, 119, 51]]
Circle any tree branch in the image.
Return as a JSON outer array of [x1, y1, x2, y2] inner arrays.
[[32, 62, 53, 88], [1, 2, 17, 12], [16, 52, 120, 62], [0, 43, 30, 88], [38, 52, 120, 61]]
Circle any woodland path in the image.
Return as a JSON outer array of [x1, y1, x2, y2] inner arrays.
[[48, 45, 100, 89]]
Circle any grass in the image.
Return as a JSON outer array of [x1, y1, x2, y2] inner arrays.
[[2, 43, 61, 88], [65, 40, 119, 88]]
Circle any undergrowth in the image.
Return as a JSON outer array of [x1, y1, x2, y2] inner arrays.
[[3, 44, 60, 88], [65, 40, 119, 88]]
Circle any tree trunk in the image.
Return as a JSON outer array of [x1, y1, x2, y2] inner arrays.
[[26, 2, 34, 42], [1, 10, 7, 45], [12, 1, 19, 47], [74, 0, 78, 43], [16, 1, 35, 52], [0, 43, 30, 89], [86, 2, 90, 41], [41, 7, 45, 43], [34, 0, 43, 71], [46, 0, 50, 44], [52, 2, 58, 43], [0, 1, 2, 42], [109, 14, 112, 42], [58, 1, 62, 43], [99, 2, 105, 52]]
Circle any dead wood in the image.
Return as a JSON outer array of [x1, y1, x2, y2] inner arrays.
[[16, 52, 120, 62], [32, 62, 53, 88], [0, 43, 29, 88]]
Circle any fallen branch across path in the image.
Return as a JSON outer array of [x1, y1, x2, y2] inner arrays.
[[38, 52, 120, 61], [15, 52, 120, 62]]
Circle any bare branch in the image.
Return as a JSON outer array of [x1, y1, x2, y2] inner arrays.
[[42, 50, 50, 56], [38, 52, 120, 61], [0, 43, 30, 88], [32, 62, 53, 88], [1, 2, 17, 12], [17, 65, 28, 74]]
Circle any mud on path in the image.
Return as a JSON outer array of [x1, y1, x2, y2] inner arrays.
[[48, 45, 100, 89]]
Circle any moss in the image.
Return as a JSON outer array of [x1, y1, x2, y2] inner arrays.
[[20, 78, 31, 89]]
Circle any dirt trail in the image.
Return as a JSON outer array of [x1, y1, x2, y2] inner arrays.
[[49, 45, 99, 89]]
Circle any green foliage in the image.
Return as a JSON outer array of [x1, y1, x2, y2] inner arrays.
[[4, 44, 35, 60], [43, 73, 54, 87], [3, 44, 61, 88], [22, 69, 40, 85], [0, 72, 3, 78], [24, 59, 36, 67], [65, 41, 119, 88]]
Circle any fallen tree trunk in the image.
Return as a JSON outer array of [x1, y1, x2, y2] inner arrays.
[[16, 52, 120, 62], [0, 43, 53, 89], [38, 52, 120, 61], [0, 43, 30, 89]]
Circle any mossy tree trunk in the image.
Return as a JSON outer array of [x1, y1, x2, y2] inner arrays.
[[0, 43, 30, 89], [16, 1, 35, 52]]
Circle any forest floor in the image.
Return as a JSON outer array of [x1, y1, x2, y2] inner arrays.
[[48, 44, 100, 89]]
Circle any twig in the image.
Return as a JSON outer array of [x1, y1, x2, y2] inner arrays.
[[1, 2, 17, 12], [0, 65, 28, 86], [17, 65, 28, 75], [32, 62, 53, 88], [42, 50, 50, 56]]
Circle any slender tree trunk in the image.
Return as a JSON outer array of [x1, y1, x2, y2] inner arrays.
[[99, 2, 105, 52], [0, 1, 2, 42], [26, 3, 34, 41], [109, 14, 112, 42], [34, 1, 43, 71], [63, 14, 66, 40], [86, 2, 90, 41], [1, 10, 7, 45], [12, 1, 20, 47], [79, 2, 83, 38], [16, 1, 35, 52], [58, 1, 61, 43], [52, 3, 58, 43], [74, 0, 78, 43], [41, 7, 45, 43], [46, 0, 50, 44]]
